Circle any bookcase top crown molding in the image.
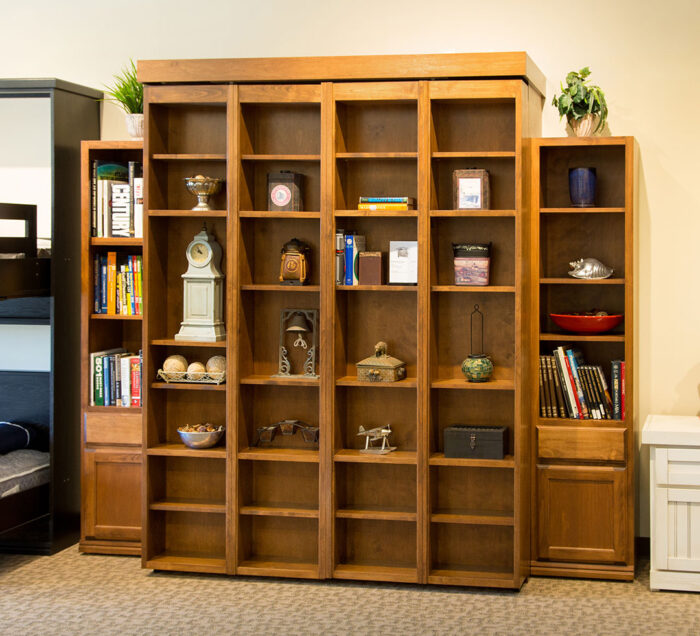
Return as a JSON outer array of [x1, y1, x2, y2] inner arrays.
[[136, 51, 546, 96]]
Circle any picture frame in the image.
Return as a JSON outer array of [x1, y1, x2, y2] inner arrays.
[[452, 169, 490, 210]]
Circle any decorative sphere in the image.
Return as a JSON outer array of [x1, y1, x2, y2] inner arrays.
[[206, 355, 226, 375], [187, 361, 206, 380], [163, 355, 187, 374], [461, 355, 494, 383]]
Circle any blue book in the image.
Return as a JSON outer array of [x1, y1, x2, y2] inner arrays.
[[344, 235, 354, 286], [358, 196, 416, 204], [103, 355, 111, 406], [93, 254, 100, 313]]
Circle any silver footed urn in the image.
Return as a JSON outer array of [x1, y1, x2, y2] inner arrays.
[[184, 175, 224, 211]]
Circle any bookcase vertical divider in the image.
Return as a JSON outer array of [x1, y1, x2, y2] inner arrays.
[[227, 84, 239, 575], [416, 81, 431, 584], [319, 82, 334, 579]]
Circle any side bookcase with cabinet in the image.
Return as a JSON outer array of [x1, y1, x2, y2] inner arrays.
[[80, 140, 144, 556], [529, 137, 635, 581]]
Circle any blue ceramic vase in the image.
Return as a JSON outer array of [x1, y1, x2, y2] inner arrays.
[[569, 167, 596, 207]]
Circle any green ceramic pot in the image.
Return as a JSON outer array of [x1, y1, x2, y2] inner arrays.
[[461, 354, 493, 382]]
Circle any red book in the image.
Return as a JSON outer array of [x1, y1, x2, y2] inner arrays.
[[620, 361, 626, 420], [561, 348, 583, 419], [130, 356, 141, 407]]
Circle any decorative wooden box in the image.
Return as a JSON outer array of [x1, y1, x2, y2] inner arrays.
[[356, 341, 406, 383], [268, 171, 303, 211], [444, 425, 507, 459]]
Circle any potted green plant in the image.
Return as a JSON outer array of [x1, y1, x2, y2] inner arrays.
[[104, 59, 143, 139], [552, 67, 608, 136]]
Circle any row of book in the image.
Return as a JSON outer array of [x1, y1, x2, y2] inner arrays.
[[89, 348, 142, 407], [356, 196, 415, 211], [91, 160, 143, 238], [93, 252, 143, 315], [539, 348, 626, 420]]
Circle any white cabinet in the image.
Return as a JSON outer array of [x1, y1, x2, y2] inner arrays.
[[643, 415, 700, 592]]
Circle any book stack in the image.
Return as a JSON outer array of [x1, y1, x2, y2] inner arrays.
[[91, 160, 144, 238], [93, 252, 143, 315], [357, 196, 415, 211], [89, 348, 142, 407], [539, 347, 625, 420]]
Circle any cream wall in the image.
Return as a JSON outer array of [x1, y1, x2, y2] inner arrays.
[[3, 0, 700, 536]]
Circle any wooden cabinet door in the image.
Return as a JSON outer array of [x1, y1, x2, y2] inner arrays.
[[536, 464, 626, 563], [83, 449, 141, 541]]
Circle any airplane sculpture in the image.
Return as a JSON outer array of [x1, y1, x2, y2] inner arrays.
[[357, 424, 396, 454]]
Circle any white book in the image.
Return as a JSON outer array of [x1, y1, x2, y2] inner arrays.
[[112, 184, 131, 237], [133, 177, 144, 239], [120, 355, 133, 407]]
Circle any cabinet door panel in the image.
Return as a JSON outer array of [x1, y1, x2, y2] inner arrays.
[[537, 464, 626, 563], [656, 486, 700, 573], [84, 449, 141, 541]]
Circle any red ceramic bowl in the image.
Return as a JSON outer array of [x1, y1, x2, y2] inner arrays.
[[549, 313, 623, 334]]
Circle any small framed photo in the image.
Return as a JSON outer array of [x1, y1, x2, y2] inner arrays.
[[453, 169, 490, 210]]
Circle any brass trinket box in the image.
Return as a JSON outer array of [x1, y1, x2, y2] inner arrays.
[[356, 341, 406, 383]]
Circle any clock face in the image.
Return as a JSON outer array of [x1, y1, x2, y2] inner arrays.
[[187, 240, 212, 267]]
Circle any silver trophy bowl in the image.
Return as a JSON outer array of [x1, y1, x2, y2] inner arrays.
[[184, 175, 224, 211]]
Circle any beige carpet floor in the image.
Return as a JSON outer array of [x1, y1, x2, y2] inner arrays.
[[1, 547, 698, 635]]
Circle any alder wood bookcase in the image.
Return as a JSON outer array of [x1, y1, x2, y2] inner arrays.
[[138, 52, 544, 587], [528, 137, 636, 581], [80, 140, 144, 556]]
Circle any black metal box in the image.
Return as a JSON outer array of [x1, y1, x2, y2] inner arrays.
[[443, 425, 507, 459]]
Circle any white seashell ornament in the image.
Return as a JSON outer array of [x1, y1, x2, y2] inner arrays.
[[568, 258, 613, 280]]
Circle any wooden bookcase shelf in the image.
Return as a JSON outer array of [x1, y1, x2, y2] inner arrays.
[[139, 52, 546, 588], [80, 140, 144, 557], [529, 137, 635, 581]]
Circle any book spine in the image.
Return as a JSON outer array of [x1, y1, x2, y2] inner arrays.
[[133, 176, 144, 239], [110, 355, 117, 407], [94, 356, 104, 407], [565, 349, 589, 419], [359, 197, 416, 204], [99, 256, 107, 313], [128, 161, 136, 237], [93, 254, 100, 313], [121, 356, 132, 407], [539, 356, 547, 418], [551, 355, 567, 418], [595, 365, 614, 417], [357, 203, 413, 211], [621, 361, 626, 420], [135, 255, 142, 315], [552, 352, 571, 418], [116, 270, 122, 315], [131, 357, 141, 407], [129, 257, 136, 316], [103, 355, 111, 406], [548, 356, 562, 417], [107, 251, 117, 314], [91, 159, 98, 236], [352, 235, 366, 285], [611, 360, 621, 419], [96, 180, 103, 237], [559, 347, 581, 419], [544, 356, 555, 418], [114, 354, 122, 404], [344, 235, 354, 285]]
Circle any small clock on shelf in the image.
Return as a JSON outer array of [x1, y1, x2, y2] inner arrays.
[[175, 226, 225, 342]]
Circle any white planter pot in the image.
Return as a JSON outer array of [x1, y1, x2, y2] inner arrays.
[[125, 113, 144, 139]]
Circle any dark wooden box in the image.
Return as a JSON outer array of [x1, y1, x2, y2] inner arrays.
[[358, 251, 383, 285], [443, 425, 507, 459], [267, 171, 303, 211]]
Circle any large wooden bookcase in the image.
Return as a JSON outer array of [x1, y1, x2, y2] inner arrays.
[[528, 137, 635, 580], [139, 53, 544, 587], [80, 140, 143, 556]]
